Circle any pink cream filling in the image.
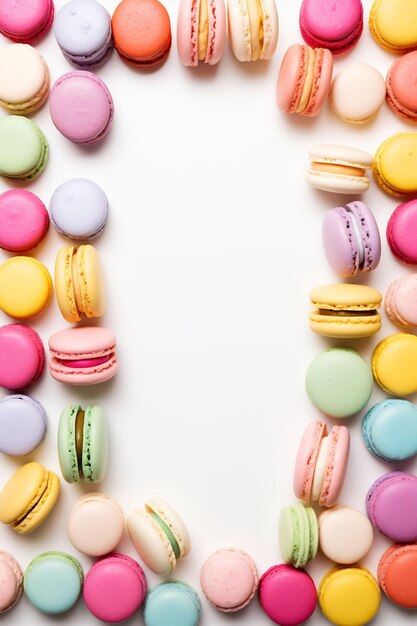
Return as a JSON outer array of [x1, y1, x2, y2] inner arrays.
[[57, 355, 111, 369]]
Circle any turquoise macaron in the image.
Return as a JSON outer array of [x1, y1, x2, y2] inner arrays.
[[144, 582, 201, 626], [279, 502, 318, 568], [24, 551, 83, 614], [362, 399, 417, 462], [57, 405, 108, 483], [306, 347, 373, 418]]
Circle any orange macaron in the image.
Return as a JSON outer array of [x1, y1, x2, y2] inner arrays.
[[378, 543, 417, 608], [112, 0, 171, 67]]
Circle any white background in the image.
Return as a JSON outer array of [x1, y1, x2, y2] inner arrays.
[[1, 0, 417, 623]]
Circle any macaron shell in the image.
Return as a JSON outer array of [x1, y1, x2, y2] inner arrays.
[[127, 509, 175, 575], [0, 190, 49, 252], [49, 326, 116, 359], [0, 115, 48, 180], [319, 506, 373, 565], [378, 543, 417, 608], [330, 63, 385, 124], [205, 0, 226, 64], [347, 201, 381, 272], [293, 420, 325, 502], [369, 0, 417, 53], [372, 333, 417, 396], [0, 324, 45, 390], [276, 44, 307, 113], [15, 470, 59, 533], [320, 425, 350, 507], [305, 169, 370, 194], [83, 405, 108, 482], [363, 400, 417, 462], [0, 551, 22, 612], [386, 52, 417, 122], [54, 0, 111, 57], [300, 0, 363, 53], [374, 133, 417, 196], [385, 275, 417, 326], [387, 200, 417, 264], [227, 0, 252, 62], [0, 257, 52, 319], [54, 246, 79, 323], [68, 493, 124, 556], [144, 582, 201, 626], [367, 472, 417, 542], [305, 47, 333, 117], [0, 44, 49, 114], [77, 245, 106, 318], [0, 462, 50, 525], [0, 395, 47, 456], [57, 405, 80, 482], [0, 0, 54, 43], [258, 0, 278, 60]]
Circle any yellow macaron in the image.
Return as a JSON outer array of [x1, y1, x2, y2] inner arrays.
[[374, 133, 417, 196], [319, 566, 380, 626], [369, 0, 417, 54], [309, 284, 382, 338], [0, 256, 52, 319], [54, 245, 106, 323], [0, 462, 60, 534], [372, 333, 417, 397]]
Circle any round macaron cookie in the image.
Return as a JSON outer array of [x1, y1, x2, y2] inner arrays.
[[0, 551, 23, 613], [58, 405, 108, 483], [386, 51, 417, 122], [0, 395, 47, 456], [258, 564, 317, 626], [0, 0, 54, 43], [363, 399, 417, 462], [279, 502, 318, 569], [374, 133, 417, 197], [369, 0, 417, 54], [0, 461, 60, 534], [306, 145, 374, 194], [0, 115, 48, 181], [200, 548, 258, 612], [144, 582, 201, 626], [177, 0, 226, 66], [378, 543, 417, 609], [227, 0, 278, 62], [372, 333, 417, 397], [322, 202, 381, 278], [127, 497, 191, 575], [318, 506, 373, 565], [387, 200, 417, 264], [48, 326, 117, 385], [385, 275, 417, 327], [54, 0, 112, 68], [330, 63, 386, 124], [68, 493, 124, 556], [318, 566, 380, 626], [112, 0, 172, 67], [49, 71, 114, 145], [0, 190, 49, 252], [306, 348, 373, 417], [276, 44, 333, 117], [293, 420, 350, 508], [0, 44, 49, 115], [24, 552, 83, 614], [84, 554, 147, 623], [0, 257, 52, 319], [50, 178, 108, 241], [367, 472, 417, 542], [0, 324, 45, 391], [299, 0, 363, 54]]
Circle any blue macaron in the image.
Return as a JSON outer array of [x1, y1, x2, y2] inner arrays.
[[24, 551, 83, 614], [362, 399, 417, 462], [0, 395, 47, 456], [49, 178, 108, 241], [144, 582, 201, 626]]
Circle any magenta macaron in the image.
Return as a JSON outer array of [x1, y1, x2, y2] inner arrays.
[[299, 0, 363, 54], [83, 554, 146, 623], [259, 564, 317, 626], [322, 201, 381, 277], [0, 0, 54, 43], [0, 190, 49, 252], [49, 71, 114, 145], [367, 472, 417, 542], [387, 199, 417, 265], [177, 0, 226, 66], [0, 324, 45, 391]]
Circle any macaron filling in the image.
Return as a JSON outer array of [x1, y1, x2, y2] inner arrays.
[[246, 0, 264, 60], [349, 211, 365, 267], [149, 512, 181, 559], [311, 436, 329, 501], [296, 46, 315, 113], [75, 408, 85, 477], [198, 0, 209, 59], [57, 355, 111, 369], [311, 162, 366, 178]]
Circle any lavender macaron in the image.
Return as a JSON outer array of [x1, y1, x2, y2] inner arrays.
[[54, 0, 113, 68], [367, 472, 417, 542], [50, 178, 108, 240], [0, 395, 47, 456], [322, 201, 381, 277]]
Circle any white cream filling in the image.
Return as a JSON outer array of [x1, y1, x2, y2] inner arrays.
[[349, 211, 365, 268], [311, 436, 330, 501]]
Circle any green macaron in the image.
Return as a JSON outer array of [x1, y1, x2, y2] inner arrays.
[[279, 502, 318, 568], [0, 115, 48, 181], [57, 405, 108, 484]]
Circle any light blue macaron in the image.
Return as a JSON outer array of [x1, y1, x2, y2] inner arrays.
[[362, 399, 417, 462], [24, 551, 83, 614], [143, 582, 201, 626]]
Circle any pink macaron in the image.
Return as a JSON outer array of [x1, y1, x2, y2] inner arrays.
[[386, 51, 417, 123], [259, 564, 317, 626], [49, 71, 114, 145], [299, 0, 363, 54], [200, 548, 258, 612], [48, 326, 117, 385], [0, 0, 54, 43], [385, 275, 417, 327], [83, 554, 147, 623], [276, 43, 333, 117], [0, 190, 49, 252], [0, 551, 23, 613], [0, 324, 45, 391], [387, 200, 417, 265], [177, 0, 226, 66], [294, 420, 350, 508]]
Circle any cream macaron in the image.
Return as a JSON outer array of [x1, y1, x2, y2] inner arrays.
[[0, 44, 49, 115], [306, 145, 374, 194], [127, 498, 190, 575], [330, 63, 386, 124], [227, 0, 278, 62]]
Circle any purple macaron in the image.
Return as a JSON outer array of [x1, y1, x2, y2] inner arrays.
[[0, 395, 47, 456], [366, 472, 417, 542], [322, 201, 381, 277]]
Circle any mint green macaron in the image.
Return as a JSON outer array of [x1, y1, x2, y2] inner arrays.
[[57, 405, 108, 483], [0, 116, 48, 181], [305, 347, 373, 418], [279, 502, 318, 568]]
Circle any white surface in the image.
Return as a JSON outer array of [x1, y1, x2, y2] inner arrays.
[[0, 1, 416, 624]]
